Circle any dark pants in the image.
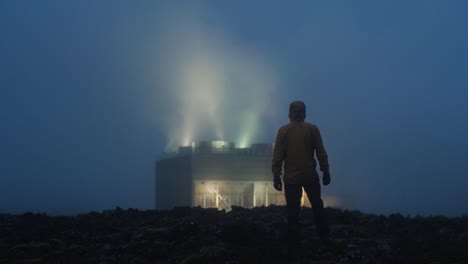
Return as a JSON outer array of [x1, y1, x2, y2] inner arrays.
[[284, 181, 329, 244]]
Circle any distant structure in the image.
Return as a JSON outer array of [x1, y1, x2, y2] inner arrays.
[[155, 140, 294, 210], [155, 140, 341, 210]]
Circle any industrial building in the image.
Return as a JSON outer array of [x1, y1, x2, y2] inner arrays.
[[155, 140, 323, 211], [155, 141, 281, 210]]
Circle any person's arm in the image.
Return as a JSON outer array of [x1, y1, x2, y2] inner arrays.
[[272, 128, 285, 178], [313, 126, 329, 174]]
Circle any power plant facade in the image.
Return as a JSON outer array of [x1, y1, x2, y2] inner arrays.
[[155, 140, 292, 211]]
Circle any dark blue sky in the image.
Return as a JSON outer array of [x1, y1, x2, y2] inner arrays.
[[1, 1, 467, 215]]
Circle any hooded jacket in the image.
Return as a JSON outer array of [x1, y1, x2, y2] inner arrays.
[[272, 121, 329, 184]]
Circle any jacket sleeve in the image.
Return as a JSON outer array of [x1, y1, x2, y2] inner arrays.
[[314, 126, 330, 173], [272, 128, 285, 177]]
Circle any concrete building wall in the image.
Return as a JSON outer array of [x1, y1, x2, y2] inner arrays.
[[155, 155, 192, 209], [191, 153, 271, 182]]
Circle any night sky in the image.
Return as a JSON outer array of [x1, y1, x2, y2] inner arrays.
[[1, 1, 467, 216]]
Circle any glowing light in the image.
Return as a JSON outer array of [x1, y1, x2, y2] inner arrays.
[[211, 141, 227, 149], [323, 195, 342, 208], [151, 11, 278, 149], [237, 110, 258, 148], [193, 180, 286, 211]]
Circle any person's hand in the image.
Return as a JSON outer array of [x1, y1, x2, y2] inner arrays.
[[273, 176, 283, 191], [322, 171, 331, 186]]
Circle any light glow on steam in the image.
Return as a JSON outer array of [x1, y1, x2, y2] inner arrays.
[[151, 10, 278, 150]]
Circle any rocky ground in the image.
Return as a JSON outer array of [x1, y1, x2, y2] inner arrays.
[[1, 206, 468, 263]]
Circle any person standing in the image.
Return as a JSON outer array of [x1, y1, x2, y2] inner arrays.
[[272, 101, 331, 252]]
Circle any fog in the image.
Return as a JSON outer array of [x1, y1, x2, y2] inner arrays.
[[1, 1, 467, 216], [149, 10, 279, 150]]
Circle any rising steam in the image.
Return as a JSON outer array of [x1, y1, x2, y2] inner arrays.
[[151, 10, 279, 151]]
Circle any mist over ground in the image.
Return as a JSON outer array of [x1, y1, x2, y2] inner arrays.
[[1, 1, 467, 216]]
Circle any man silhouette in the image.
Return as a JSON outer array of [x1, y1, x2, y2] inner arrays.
[[272, 101, 331, 253]]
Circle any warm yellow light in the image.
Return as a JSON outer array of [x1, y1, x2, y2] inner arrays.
[[211, 141, 228, 149]]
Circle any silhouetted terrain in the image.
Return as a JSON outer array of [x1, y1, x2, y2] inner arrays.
[[1, 206, 467, 263]]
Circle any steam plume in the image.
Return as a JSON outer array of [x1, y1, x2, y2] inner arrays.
[[151, 11, 279, 150]]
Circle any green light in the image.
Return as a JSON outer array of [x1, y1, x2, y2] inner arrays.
[[237, 110, 258, 148]]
